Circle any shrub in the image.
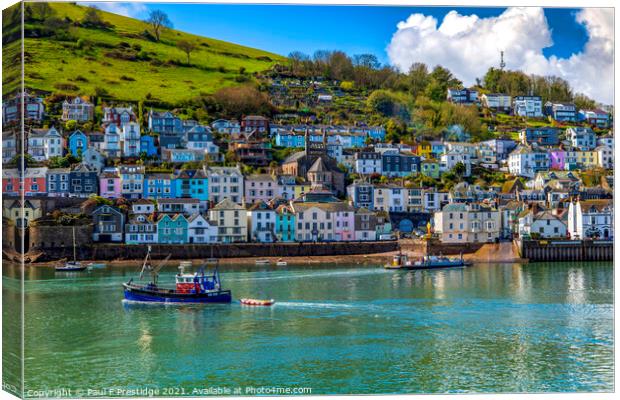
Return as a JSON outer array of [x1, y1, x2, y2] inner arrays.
[[120, 75, 135, 81], [54, 82, 79, 91]]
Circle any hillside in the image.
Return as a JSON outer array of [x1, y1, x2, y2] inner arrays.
[[2, 2, 285, 105]]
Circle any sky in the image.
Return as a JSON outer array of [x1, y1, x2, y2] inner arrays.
[[81, 3, 614, 104]]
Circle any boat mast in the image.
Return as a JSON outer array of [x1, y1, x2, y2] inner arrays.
[[72, 226, 77, 263]]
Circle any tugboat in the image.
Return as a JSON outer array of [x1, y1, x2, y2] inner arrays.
[[122, 247, 232, 303]]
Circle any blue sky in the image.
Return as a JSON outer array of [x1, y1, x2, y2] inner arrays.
[[83, 3, 613, 103], [136, 4, 588, 63]]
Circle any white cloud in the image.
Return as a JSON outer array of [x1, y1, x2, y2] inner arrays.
[[80, 2, 148, 19], [387, 7, 614, 104]]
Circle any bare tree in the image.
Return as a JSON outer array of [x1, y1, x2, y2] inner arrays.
[[145, 9, 172, 41], [177, 40, 197, 65]]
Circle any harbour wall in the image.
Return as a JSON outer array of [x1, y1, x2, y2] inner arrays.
[[518, 239, 613, 261], [23, 226, 399, 261]]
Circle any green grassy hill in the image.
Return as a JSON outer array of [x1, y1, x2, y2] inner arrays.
[[3, 2, 285, 105]]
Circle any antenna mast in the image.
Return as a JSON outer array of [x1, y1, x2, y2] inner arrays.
[[500, 51, 506, 71]]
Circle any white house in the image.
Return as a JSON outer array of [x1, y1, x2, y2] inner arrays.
[[247, 201, 276, 242], [121, 122, 141, 157], [434, 202, 500, 243], [440, 152, 471, 176], [125, 214, 158, 244], [508, 145, 550, 178], [513, 96, 543, 117], [205, 166, 244, 204], [209, 198, 248, 243], [567, 127, 596, 151], [157, 198, 200, 215], [481, 93, 511, 112], [518, 209, 567, 239], [354, 151, 382, 175], [28, 127, 63, 161], [568, 199, 613, 240], [187, 213, 218, 244], [132, 199, 155, 214], [103, 123, 121, 158], [596, 145, 614, 169]]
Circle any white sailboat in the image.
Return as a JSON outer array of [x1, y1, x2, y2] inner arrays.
[[56, 226, 87, 271]]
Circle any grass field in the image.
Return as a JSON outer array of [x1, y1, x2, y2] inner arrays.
[[3, 2, 285, 104]]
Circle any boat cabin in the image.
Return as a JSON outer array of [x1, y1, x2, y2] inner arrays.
[[175, 270, 221, 294]]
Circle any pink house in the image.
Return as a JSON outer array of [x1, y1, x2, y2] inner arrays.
[[333, 206, 355, 241], [549, 149, 566, 170], [99, 171, 121, 198]]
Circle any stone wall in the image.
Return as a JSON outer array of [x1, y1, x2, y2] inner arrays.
[[28, 224, 94, 259], [27, 238, 399, 262], [426, 238, 485, 256]]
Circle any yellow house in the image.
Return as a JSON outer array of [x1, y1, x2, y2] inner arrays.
[[293, 184, 312, 199], [576, 150, 599, 169], [417, 141, 433, 158]]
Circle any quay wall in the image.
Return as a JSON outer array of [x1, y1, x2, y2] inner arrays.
[[518, 239, 613, 261], [25, 234, 399, 262]]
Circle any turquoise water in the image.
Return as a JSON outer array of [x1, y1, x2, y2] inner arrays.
[[2, 262, 614, 396]]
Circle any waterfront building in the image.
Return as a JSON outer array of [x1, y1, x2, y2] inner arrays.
[[518, 209, 567, 239], [247, 201, 276, 243], [187, 213, 218, 244], [354, 208, 378, 241], [274, 204, 296, 242], [434, 202, 500, 243], [92, 205, 125, 242], [291, 201, 354, 242], [157, 214, 188, 244], [568, 199, 614, 239], [596, 145, 614, 169], [209, 198, 248, 243], [125, 214, 158, 244]]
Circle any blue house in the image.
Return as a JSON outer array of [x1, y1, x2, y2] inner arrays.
[[148, 110, 183, 134], [157, 214, 188, 244], [274, 204, 296, 242], [544, 102, 577, 122], [68, 130, 88, 156], [69, 163, 98, 197], [519, 127, 559, 146], [381, 151, 421, 177], [174, 169, 209, 201], [143, 173, 176, 199], [140, 135, 158, 157]]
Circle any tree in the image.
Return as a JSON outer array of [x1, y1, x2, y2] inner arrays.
[[424, 65, 462, 102], [177, 40, 197, 64], [82, 7, 105, 28], [31, 2, 54, 21], [407, 63, 429, 99], [452, 162, 466, 179], [145, 9, 172, 41], [65, 120, 77, 131]]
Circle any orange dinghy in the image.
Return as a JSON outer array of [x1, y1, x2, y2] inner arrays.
[[240, 298, 275, 306]]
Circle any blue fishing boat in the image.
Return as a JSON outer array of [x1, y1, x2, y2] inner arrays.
[[123, 247, 232, 304]]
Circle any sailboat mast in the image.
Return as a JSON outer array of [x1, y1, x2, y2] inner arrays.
[[73, 226, 77, 262]]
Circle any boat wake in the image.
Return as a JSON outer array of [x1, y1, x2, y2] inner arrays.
[[274, 301, 356, 310]]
